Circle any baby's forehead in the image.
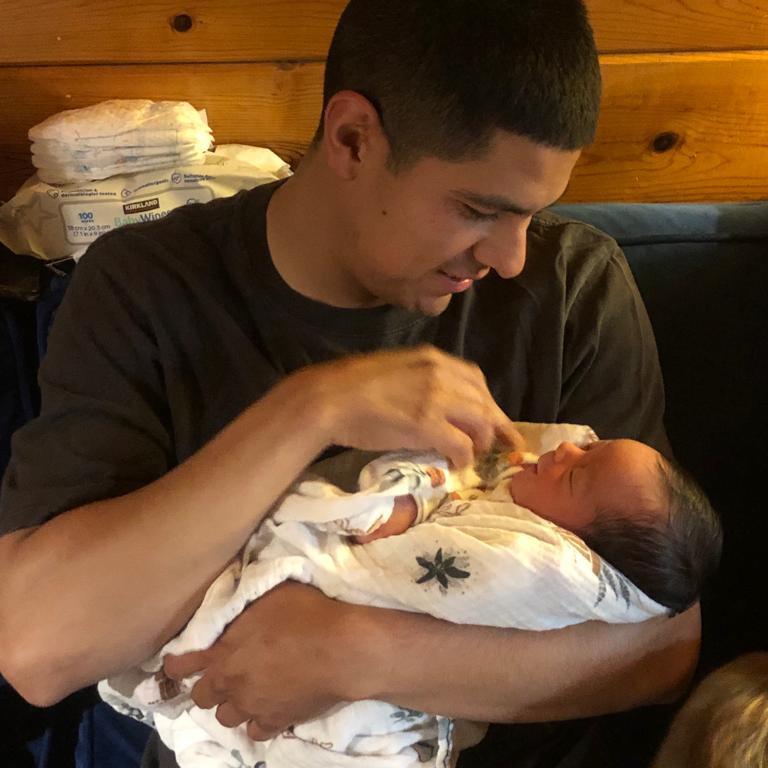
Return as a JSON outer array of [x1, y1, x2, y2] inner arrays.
[[587, 441, 665, 508], [589, 438, 660, 466]]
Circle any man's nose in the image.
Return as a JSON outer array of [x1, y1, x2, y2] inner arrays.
[[473, 218, 529, 279]]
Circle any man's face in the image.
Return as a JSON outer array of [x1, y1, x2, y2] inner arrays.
[[506, 440, 665, 534], [341, 130, 580, 315]]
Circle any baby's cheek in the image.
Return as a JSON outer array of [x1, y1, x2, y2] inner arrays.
[[506, 472, 538, 508]]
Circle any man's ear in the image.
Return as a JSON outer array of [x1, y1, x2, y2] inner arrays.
[[320, 90, 389, 179]]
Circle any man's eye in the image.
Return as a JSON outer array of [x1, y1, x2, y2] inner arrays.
[[461, 204, 500, 222]]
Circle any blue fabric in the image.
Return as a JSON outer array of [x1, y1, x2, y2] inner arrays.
[[552, 202, 768, 670], [36, 273, 71, 361], [76, 703, 151, 768], [1, 266, 151, 768], [0, 300, 39, 481], [551, 201, 768, 244]]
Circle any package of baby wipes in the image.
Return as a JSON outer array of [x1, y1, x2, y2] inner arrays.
[[0, 145, 291, 262]]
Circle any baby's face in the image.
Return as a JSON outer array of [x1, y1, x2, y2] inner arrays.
[[506, 439, 663, 533]]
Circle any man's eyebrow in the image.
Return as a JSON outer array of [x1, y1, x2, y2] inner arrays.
[[452, 189, 563, 217]]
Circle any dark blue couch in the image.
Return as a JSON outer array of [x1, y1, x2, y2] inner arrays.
[[2, 201, 766, 766], [555, 202, 768, 671]]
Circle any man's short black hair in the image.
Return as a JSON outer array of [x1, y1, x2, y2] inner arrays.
[[580, 458, 723, 615], [315, 0, 602, 169]]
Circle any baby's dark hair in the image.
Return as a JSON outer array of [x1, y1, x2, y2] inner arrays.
[[580, 457, 723, 614]]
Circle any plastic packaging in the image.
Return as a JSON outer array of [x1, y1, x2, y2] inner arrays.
[[0, 145, 291, 262], [28, 100, 214, 184]]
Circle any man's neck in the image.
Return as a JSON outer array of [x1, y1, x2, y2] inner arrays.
[[266, 157, 374, 308]]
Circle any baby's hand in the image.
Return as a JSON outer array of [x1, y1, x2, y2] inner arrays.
[[353, 495, 417, 543]]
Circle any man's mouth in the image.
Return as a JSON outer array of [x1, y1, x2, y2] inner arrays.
[[436, 270, 475, 293], [439, 269, 474, 282]]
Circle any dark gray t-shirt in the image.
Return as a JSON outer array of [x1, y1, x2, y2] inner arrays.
[[0, 179, 669, 767], [0, 180, 667, 531]]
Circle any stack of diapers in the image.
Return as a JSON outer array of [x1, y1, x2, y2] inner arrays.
[[0, 98, 290, 262], [28, 100, 213, 184], [100, 423, 668, 768]]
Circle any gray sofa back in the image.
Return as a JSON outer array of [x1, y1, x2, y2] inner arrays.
[[553, 202, 768, 669]]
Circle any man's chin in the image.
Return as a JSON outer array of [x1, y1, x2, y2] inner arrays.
[[413, 293, 453, 317]]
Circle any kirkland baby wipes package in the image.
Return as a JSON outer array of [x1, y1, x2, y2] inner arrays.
[[0, 145, 291, 261]]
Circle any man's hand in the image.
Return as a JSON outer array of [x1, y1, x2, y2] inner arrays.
[[162, 582, 364, 741], [300, 345, 524, 468]]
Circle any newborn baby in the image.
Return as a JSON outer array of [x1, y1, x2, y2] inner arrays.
[[359, 438, 721, 614], [100, 426, 721, 768]]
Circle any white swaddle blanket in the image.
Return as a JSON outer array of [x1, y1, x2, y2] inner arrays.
[[99, 423, 668, 768]]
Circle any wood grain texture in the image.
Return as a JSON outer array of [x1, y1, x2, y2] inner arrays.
[[1, 0, 767, 65], [0, 0, 344, 65], [573, 51, 768, 201], [2, 53, 768, 203], [0, 61, 324, 203], [588, 0, 768, 53]]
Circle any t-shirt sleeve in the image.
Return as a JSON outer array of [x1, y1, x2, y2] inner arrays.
[[557, 241, 672, 456], [0, 239, 174, 535]]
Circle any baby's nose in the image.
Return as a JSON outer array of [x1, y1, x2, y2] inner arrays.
[[553, 441, 583, 463]]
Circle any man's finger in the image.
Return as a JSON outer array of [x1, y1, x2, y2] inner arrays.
[[247, 718, 287, 742], [433, 422, 475, 469], [163, 650, 210, 680], [496, 420, 526, 451], [190, 673, 227, 710], [215, 701, 250, 728]]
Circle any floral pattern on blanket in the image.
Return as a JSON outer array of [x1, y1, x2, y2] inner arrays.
[[595, 561, 631, 609], [416, 548, 471, 590]]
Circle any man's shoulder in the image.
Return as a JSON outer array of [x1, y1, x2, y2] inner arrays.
[[529, 208, 620, 261], [521, 209, 628, 294]]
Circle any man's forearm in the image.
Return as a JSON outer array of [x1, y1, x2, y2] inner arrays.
[[0, 374, 328, 705], [348, 603, 700, 722]]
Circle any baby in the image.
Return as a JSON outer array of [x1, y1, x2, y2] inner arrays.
[[358, 438, 722, 615], [99, 428, 722, 768]]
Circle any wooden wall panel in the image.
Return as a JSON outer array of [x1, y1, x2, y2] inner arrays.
[[2, 53, 768, 203], [1, 0, 767, 65], [589, 0, 768, 53], [571, 52, 768, 201], [2, 1, 767, 202], [0, 0, 344, 64], [0, 62, 324, 202]]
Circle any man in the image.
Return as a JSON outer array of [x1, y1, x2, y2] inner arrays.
[[0, 1, 699, 766]]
